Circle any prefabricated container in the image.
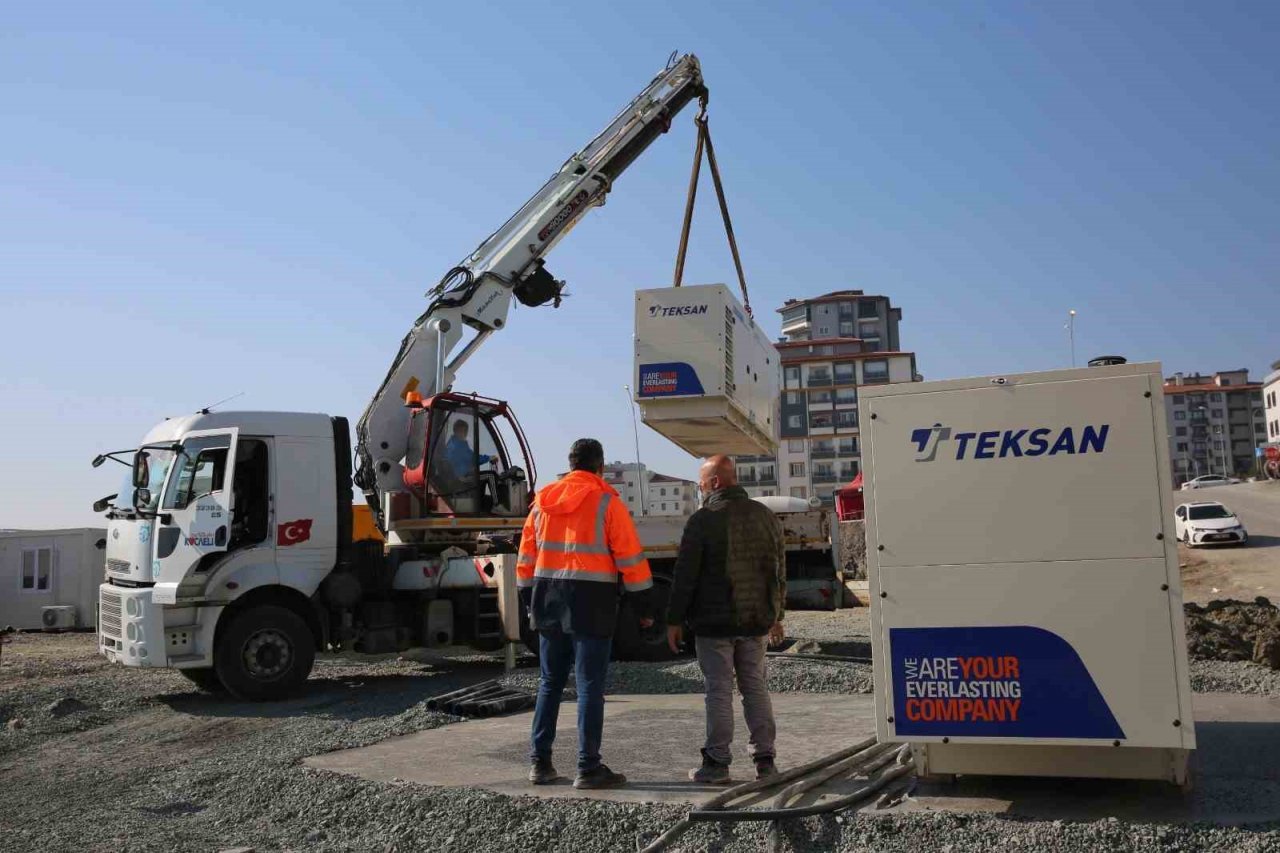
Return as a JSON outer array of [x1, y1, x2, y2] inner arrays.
[[861, 361, 1195, 784], [0, 528, 106, 630], [633, 284, 779, 457]]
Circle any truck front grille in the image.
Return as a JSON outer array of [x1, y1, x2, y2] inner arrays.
[[100, 589, 123, 639], [106, 559, 130, 575]]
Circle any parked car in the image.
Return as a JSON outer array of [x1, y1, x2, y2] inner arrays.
[[1181, 474, 1240, 490], [1174, 501, 1248, 547]]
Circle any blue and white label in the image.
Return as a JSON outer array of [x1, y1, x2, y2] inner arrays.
[[890, 626, 1124, 740], [911, 424, 1109, 462], [638, 362, 705, 397]]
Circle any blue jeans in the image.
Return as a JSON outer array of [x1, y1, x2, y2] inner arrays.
[[530, 629, 612, 772]]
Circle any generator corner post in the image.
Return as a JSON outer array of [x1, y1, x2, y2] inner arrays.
[[861, 361, 1195, 785]]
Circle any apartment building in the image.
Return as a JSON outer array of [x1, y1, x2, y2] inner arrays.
[[1264, 360, 1280, 447], [594, 462, 698, 517], [736, 290, 918, 506], [1163, 369, 1267, 483]]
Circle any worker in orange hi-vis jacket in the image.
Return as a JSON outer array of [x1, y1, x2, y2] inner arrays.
[[517, 438, 654, 790]]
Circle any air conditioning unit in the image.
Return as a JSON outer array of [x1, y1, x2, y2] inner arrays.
[[41, 606, 78, 632]]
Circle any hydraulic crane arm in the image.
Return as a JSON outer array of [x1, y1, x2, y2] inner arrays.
[[355, 53, 707, 514]]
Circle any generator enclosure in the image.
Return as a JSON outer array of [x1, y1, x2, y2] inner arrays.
[[862, 361, 1195, 783], [634, 284, 779, 457]]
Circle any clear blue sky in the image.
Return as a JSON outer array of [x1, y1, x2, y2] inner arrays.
[[3, 2, 1277, 528]]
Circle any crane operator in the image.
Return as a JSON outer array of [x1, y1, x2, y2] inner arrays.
[[445, 419, 491, 479]]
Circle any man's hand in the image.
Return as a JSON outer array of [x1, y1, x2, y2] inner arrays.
[[639, 617, 654, 629], [667, 624, 684, 654], [767, 621, 785, 647]]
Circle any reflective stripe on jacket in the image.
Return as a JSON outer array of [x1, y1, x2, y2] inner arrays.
[[517, 470, 653, 635]]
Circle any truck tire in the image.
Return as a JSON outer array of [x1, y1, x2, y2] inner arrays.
[[179, 667, 225, 693], [614, 576, 680, 662], [214, 605, 315, 701]]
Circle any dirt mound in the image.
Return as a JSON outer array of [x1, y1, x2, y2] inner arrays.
[[1184, 598, 1280, 669]]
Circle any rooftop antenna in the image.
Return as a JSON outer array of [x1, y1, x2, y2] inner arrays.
[[199, 391, 245, 415]]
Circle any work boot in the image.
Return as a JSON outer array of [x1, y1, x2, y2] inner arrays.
[[754, 757, 778, 780], [689, 751, 731, 784], [573, 764, 627, 789], [528, 758, 560, 785]]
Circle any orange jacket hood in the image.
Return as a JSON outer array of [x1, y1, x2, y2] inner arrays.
[[537, 470, 619, 515]]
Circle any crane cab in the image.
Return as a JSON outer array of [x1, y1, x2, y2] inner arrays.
[[393, 393, 536, 535]]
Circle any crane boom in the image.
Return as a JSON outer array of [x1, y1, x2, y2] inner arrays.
[[355, 54, 706, 516]]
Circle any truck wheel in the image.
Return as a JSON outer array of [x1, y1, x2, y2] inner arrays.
[[179, 668, 225, 692], [214, 605, 315, 701], [614, 576, 679, 662]]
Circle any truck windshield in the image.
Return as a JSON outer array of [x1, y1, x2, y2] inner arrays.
[[1188, 505, 1232, 521], [117, 448, 175, 512]]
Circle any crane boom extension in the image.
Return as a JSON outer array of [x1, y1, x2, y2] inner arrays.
[[355, 54, 707, 516]]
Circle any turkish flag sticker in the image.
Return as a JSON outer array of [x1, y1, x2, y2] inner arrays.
[[277, 519, 314, 547]]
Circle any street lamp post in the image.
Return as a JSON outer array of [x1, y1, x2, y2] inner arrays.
[[622, 384, 647, 516], [1067, 309, 1077, 368]]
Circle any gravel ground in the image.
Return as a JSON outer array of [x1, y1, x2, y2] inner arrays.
[[3, 611, 1280, 852]]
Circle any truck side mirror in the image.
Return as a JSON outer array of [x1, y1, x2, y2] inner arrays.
[[132, 451, 150, 489]]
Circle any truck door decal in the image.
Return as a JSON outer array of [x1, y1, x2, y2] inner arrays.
[[890, 625, 1124, 740], [277, 519, 314, 546]]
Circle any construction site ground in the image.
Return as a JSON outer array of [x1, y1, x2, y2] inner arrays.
[[2, 483, 1280, 852]]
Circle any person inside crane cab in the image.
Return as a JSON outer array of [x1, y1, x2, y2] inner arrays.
[[445, 419, 491, 479]]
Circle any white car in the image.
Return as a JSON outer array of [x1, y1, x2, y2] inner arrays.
[[1181, 474, 1240, 490], [1174, 501, 1248, 547]]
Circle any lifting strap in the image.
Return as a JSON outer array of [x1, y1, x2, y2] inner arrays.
[[672, 100, 753, 318]]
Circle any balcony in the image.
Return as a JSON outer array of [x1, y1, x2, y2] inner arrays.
[[807, 375, 833, 387], [809, 449, 835, 459], [812, 472, 837, 484]]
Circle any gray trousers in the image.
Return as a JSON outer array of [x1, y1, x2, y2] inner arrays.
[[695, 635, 777, 765]]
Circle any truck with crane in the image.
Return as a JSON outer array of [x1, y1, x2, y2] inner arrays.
[[91, 55, 838, 700]]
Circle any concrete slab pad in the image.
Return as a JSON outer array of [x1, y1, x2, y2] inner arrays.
[[900, 693, 1280, 826], [305, 693, 877, 806], [304, 691, 1280, 824]]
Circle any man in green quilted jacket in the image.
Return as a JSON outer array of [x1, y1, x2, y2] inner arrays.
[[666, 454, 786, 783]]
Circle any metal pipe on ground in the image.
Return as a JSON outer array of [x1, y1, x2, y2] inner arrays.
[[466, 693, 536, 717], [440, 684, 513, 714], [689, 761, 915, 822], [765, 743, 901, 853], [425, 679, 501, 710], [636, 736, 878, 853]]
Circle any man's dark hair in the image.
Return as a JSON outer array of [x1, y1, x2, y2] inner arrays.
[[569, 438, 605, 473]]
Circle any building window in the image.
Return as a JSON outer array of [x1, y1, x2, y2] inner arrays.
[[660, 488, 666, 496], [834, 362, 856, 383], [784, 366, 801, 388], [810, 389, 834, 404], [787, 415, 803, 429], [1212, 409, 1223, 419], [817, 326, 830, 336], [790, 462, 806, 477], [858, 300, 879, 319], [21, 547, 53, 593], [788, 439, 805, 452], [790, 487, 807, 499], [810, 412, 833, 429], [838, 437, 859, 455], [863, 359, 889, 384], [1172, 394, 1185, 404], [835, 410, 858, 428], [808, 367, 832, 386], [759, 467, 775, 482], [835, 387, 857, 404], [786, 391, 802, 405], [1175, 427, 1187, 436], [1210, 393, 1223, 402], [839, 321, 854, 337], [1174, 411, 1186, 421], [1176, 443, 1188, 452], [1256, 422, 1266, 433]]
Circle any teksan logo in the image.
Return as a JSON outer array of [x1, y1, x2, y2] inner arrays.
[[911, 423, 1110, 462], [648, 304, 708, 318]]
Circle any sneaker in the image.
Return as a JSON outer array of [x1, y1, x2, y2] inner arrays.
[[573, 764, 627, 789], [689, 753, 731, 784], [754, 757, 778, 780], [528, 758, 560, 785]]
